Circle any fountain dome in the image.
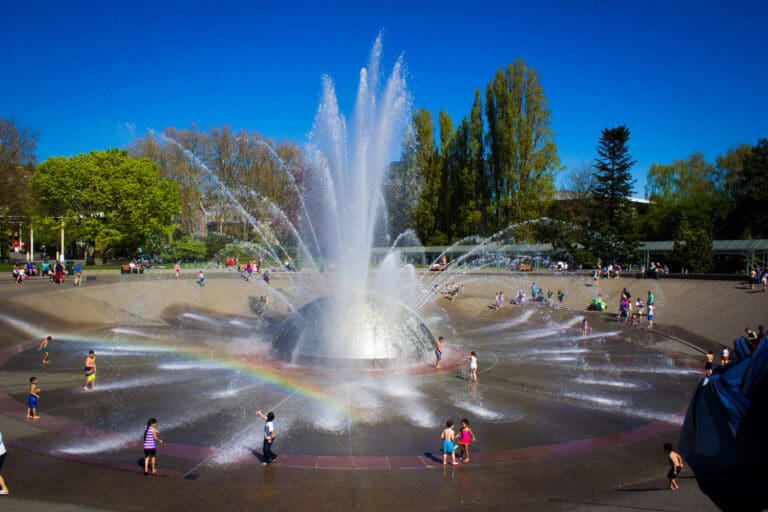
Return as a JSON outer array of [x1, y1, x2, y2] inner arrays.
[[272, 295, 435, 368]]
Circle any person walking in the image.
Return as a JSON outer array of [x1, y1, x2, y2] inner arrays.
[[84, 350, 96, 391], [74, 262, 83, 286], [664, 443, 684, 490], [434, 336, 443, 369], [143, 418, 163, 475], [0, 431, 9, 495], [457, 418, 477, 463], [469, 351, 478, 382], [27, 377, 41, 419], [441, 420, 458, 466], [256, 409, 277, 465]]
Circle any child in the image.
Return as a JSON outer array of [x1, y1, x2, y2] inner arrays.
[[143, 418, 163, 475], [441, 420, 458, 466], [704, 350, 715, 376], [663, 443, 684, 490], [84, 351, 96, 391], [256, 410, 277, 465], [721, 346, 730, 366], [457, 418, 477, 463], [174, 262, 180, 280], [38, 336, 52, 367], [197, 271, 205, 287], [0, 430, 8, 494], [469, 351, 478, 382], [581, 318, 589, 337], [27, 377, 41, 419], [647, 303, 654, 329]]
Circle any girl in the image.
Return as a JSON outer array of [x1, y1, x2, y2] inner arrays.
[[457, 418, 477, 463], [469, 351, 478, 382], [143, 418, 163, 475]]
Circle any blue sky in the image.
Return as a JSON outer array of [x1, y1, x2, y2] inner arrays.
[[2, 0, 766, 195]]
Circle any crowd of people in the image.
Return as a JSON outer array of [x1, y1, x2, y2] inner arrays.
[[11, 260, 80, 286]]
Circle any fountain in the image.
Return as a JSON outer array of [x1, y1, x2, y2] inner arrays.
[[0, 36, 701, 476]]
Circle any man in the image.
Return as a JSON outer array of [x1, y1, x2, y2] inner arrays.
[[74, 262, 83, 286]]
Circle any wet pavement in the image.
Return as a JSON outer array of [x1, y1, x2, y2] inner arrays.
[[0, 272, 723, 510]]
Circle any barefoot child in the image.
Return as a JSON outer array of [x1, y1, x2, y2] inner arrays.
[[469, 351, 478, 382], [27, 377, 40, 419], [143, 418, 163, 475], [457, 418, 477, 463], [441, 420, 458, 466], [664, 442, 684, 490], [38, 336, 52, 367], [83, 351, 96, 391]]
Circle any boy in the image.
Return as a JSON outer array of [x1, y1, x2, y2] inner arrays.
[[256, 409, 277, 465], [441, 420, 458, 466], [27, 377, 41, 419], [664, 443, 684, 490], [434, 336, 443, 369], [38, 336, 52, 367], [84, 351, 96, 391]]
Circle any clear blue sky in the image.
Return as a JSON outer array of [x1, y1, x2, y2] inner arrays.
[[2, 0, 766, 196]]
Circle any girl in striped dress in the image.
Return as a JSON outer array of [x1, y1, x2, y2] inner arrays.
[[143, 418, 163, 475]]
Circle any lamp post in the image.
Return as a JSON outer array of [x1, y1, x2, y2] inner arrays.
[[60, 218, 65, 262]]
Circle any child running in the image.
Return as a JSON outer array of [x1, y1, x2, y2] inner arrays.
[[27, 377, 41, 419], [38, 336, 52, 367], [441, 420, 458, 466], [457, 418, 477, 463], [143, 418, 163, 475], [663, 443, 684, 490]]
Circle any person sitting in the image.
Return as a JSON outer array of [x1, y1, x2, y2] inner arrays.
[[589, 295, 606, 311]]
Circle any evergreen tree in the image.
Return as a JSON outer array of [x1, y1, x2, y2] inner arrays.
[[589, 125, 637, 263]]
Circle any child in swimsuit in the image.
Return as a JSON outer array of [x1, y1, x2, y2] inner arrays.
[[457, 418, 477, 463], [441, 420, 458, 466], [469, 351, 478, 382], [38, 336, 51, 367], [664, 443, 684, 490], [27, 377, 40, 419]]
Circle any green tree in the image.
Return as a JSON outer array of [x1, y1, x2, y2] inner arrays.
[[669, 216, 714, 273], [484, 60, 559, 236], [642, 152, 727, 241], [0, 118, 37, 254], [721, 138, 768, 238], [30, 149, 179, 259], [411, 109, 444, 245], [589, 125, 637, 263]]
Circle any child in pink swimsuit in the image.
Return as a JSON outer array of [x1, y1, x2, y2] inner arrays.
[[457, 418, 477, 462]]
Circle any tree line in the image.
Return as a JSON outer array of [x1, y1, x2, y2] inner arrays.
[[1, 57, 766, 271]]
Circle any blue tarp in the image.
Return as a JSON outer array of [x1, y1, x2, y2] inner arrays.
[[680, 337, 768, 511]]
